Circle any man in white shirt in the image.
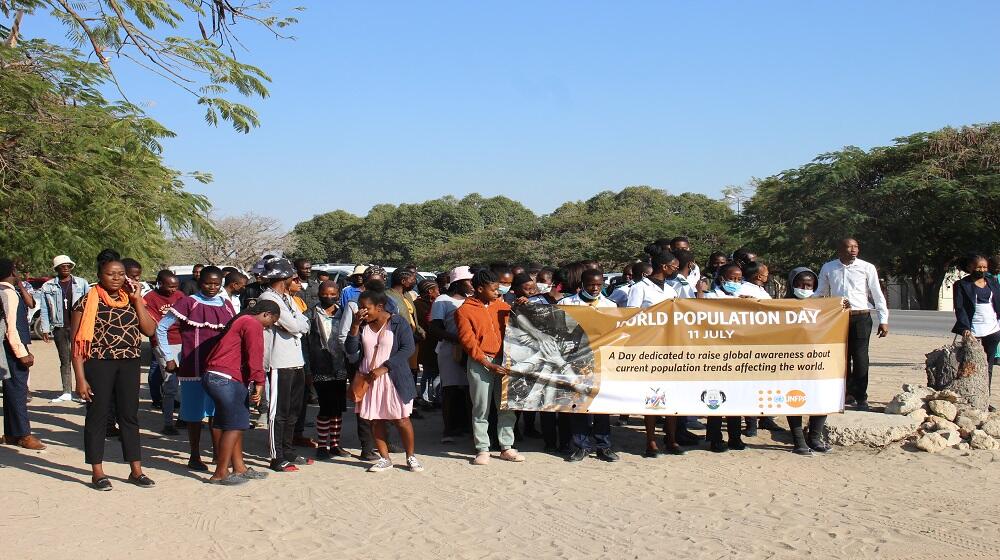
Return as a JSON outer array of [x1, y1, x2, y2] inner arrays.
[[667, 249, 699, 299], [626, 253, 679, 308], [610, 262, 651, 307], [669, 237, 701, 287], [816, 238, 889, 411]]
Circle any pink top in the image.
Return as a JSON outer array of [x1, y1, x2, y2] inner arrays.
[[357, 322, 413, 420]]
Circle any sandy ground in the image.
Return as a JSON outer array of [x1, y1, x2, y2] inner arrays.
[[2, 333, 1000, 560]]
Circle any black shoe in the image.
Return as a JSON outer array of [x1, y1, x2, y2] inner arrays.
[[643, 446, 660, 458], [127, 473, 156, 488], [315, 447, 331, 461], [188, 458, 209, 472], [664, 444, 687, 456], [710, 440, 728, 453], [92, 476, 113, 491], [759, 417, 786, 432], [161, 425, 179, 436], [854, 401, 870, 412], [728, 438, 746, 451], [596, 449, 620, 462], [151, 401, 162, 410], [175, 419, 187, 428], [289, 455, 314, 466], [566, 448, 588, 462], [807, 437, 832, 453], [744, 423, 759, 438], [331, 446, 352, 458], [793, 446, 814, 456], [845, 395, 857, 406], [359, 450, 381, 461]]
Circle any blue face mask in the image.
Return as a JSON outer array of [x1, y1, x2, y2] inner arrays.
[[498, 284, 511, 295], [722, 281, 742, 295]]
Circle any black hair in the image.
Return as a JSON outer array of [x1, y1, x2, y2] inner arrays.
[[293, 258, 311, 268], [364, 278, 387, 293], [714, 263, 743, 286], [674, 249, 696, 271], [403, 264, 418, 273], [580, 268, 604, 284], [192, 263, 204, 270], [651, 251, 678, 269], [221, 266, 239, 277], [417, 280, 437, 295], [488, 262, 511, 275], [708, 251, 728, 264], [248, 299, 281, 317], [155, 269, 176, 283], [631, 261, 652, 278], [0, 258, 14, 280], [318, 279, 339, 293], [536, 267, 556, 284], [669, 236, 689, 247], [358, 289, 389, 309], [644, 243, 663, 258], [512, 272, 534, 289], [511, 264, 526, 276], [225, 272, 248, 286], [199, 265, 223, 282], [121, 258, 141, 271], [963, 253, 988, 272], [560, 262, 587, 293], [390, 268, 414, 288], [732, 247, 755, 266], [472, 269, 498, 289], [316, 270, 331, 279], [742, 262, 762, 281], [96, 248, 122, 274]]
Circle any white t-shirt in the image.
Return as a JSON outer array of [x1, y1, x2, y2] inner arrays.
[[740, 283, 771, 299], [609, 284, 631, 307], [431, 294, 465, 341], [666, 275, 697, 299]]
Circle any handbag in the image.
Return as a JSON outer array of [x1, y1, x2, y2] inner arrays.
[[351, 324, 387, 402]]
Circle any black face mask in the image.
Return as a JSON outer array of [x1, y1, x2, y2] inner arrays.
[[319, 296, 338, 308], [970, 270, 987, 280]]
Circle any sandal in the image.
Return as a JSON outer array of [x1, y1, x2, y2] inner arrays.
[[92, 476, 113, 491]]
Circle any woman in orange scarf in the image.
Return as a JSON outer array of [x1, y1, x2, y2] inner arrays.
[[71, 250, 157, 491]]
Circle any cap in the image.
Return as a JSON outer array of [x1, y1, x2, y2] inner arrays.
[[351, 264, 369, 276], [52, 255, 76, 271], [448, 266, 473, 285], [260, 257, 295, 280]]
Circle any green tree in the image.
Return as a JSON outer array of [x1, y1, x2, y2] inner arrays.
[[740, 123, 1000, 309], [2, 0, 297, 132], [0, 38, 213, 273]]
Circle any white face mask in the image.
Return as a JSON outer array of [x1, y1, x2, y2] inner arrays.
[[535, 283, 551, 294], [792, 288, 814, 299]]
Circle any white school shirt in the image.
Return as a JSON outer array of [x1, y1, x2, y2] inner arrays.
[[688, 263, 701, 288], [558, 293, 617, 308], [625, 277, 677, 308], [739, 283, 771, 299], [666, 275, 697, 299], [703, 287, 737, 299], [816, 258, 889, 324], [609, 284, 632, 307]]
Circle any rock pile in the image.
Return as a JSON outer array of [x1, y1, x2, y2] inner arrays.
[[925, 334, 990, 410], [884, 383, 1000, 452]]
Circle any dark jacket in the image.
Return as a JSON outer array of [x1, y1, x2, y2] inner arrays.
[[307, 306, 348, 382], [345, 313, 417, 403], [952, 275, 1000, 335]]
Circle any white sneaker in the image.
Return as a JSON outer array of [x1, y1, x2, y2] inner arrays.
[[71, 395, 87, 404], [406, 455, 424, 472], [367, 457, 393, 472], [51, 393, 72, 403]]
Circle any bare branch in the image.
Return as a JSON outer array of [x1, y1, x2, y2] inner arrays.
[[49, 0, 110, 67]]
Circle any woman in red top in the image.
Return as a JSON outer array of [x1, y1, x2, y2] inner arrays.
[[201, 300, 280, 485]]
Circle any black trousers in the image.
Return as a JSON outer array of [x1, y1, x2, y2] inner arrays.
[[847, 314, 873, 401], [706, 416, 741, 443], [84, 358, 141, 464], [978, 331, 1000, 392], [441, 385, 472, 437], [294, 375, 310, 437], [571, 413, 611, 451], [268, 367, 304, 461]]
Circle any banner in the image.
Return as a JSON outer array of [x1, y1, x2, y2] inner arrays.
[[501, 297, 849, 416]]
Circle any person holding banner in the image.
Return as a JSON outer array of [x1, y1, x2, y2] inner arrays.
[[952, 254, 1000, 407], [559, 268, 620, 462], [701, 263, 748, 452], [626, 251, 688, 457], [455, 270, 524, 465], [739, 262, 787, 438], [816, 238, 889, 412], [785, 267, 832, 455]]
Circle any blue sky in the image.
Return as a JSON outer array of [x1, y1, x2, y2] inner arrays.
[[23, 2, 1000, 227]]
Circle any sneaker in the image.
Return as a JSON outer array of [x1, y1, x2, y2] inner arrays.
[[315, 447, 332, 461], [498, 448, 525, 462], [71, 395, 87, 404], [367, 457, 393, 472], [331, 446, 352, 458], [270, 460, 299, 472], [728, 438, 746, 451], [596, 449, 620, 462], [289, 456, 315, 466], [50, 392, 72, 403], [236, 467, 269, 480], [359, 450, 381, 462], [472, 452, 491, 465], [406, 455, 424, 472]]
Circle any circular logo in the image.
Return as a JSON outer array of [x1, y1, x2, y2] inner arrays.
[[786, 390, 807, 408]]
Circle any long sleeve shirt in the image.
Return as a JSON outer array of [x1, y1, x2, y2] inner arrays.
[[455, 297, 510, 364], [205, 315, 266, 385], [155, 292, 226, 362], [816, 258, 889, 324], [258, 289, 310, 370], [625, 277, 677, 308]]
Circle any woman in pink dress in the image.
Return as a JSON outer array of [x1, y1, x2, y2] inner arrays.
[[346, 289, 422, 472]]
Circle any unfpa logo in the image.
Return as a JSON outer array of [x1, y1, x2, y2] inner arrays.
[[758, 389, 806, 409]]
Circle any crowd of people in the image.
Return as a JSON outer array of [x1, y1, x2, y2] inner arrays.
[[17, 234, 994, 492]]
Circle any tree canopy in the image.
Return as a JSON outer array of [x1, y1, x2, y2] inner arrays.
[[291, 188, 741, 271], [739, 123, 1000, 309]]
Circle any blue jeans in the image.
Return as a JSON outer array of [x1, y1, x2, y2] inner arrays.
[[202, 373, 249, 431]]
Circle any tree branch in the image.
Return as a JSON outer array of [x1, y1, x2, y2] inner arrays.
[[5, 9, 22, 48], [50, 0, 109, 67]]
